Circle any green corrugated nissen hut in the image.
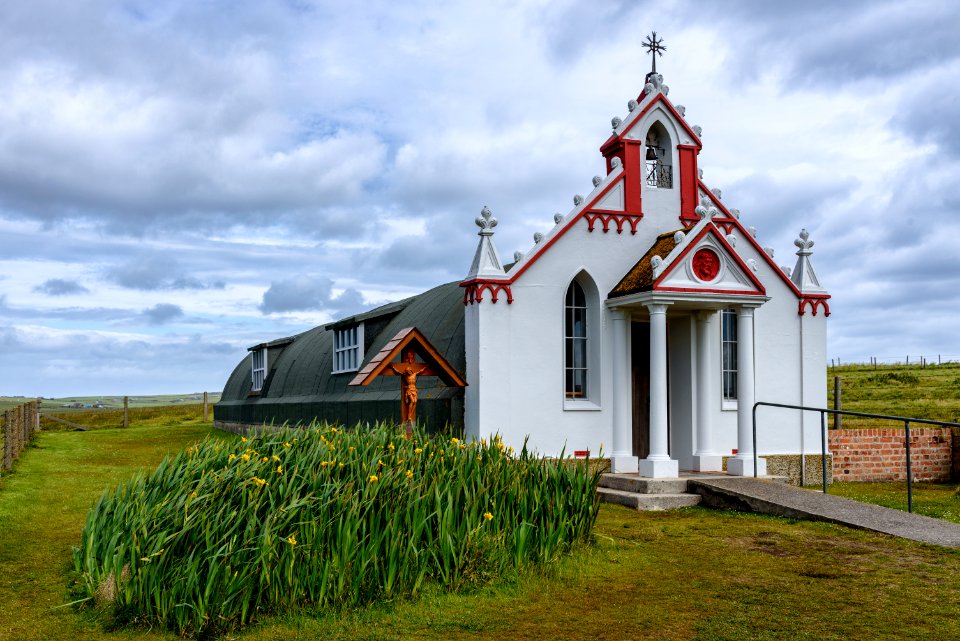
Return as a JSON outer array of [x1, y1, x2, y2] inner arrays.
[[215, 281, 465, 432]]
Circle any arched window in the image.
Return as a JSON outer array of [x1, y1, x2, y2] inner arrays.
[[564, 280, 588, 398], [644, 121, 673, 189]]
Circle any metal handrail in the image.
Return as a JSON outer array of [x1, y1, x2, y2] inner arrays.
[[752, 401, 960, 513]]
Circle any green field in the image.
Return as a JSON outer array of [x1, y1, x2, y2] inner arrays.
[[2, 415, 960, 640], [827, 362, 960, 429]]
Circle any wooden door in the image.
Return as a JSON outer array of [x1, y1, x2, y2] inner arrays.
[[631, 322, 650, 459]]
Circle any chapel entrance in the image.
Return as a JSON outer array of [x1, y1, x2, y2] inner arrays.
[[631, 321, 650, 459]]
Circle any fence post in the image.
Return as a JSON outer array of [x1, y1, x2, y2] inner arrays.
[[16, 405, 23, 458], [35, 398, 41, 433], [904, 420, 913, 513], [3, 411, 11, 471], [123, 396, 129, 429], [833, 376, 842, 430], [203, 391, 209, 422]]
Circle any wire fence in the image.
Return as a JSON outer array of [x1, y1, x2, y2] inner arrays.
[[829, 355, 960, 368]]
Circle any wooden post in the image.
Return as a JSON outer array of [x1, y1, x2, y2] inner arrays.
[[15, 405, 23, 457], [203, 391, 209, 422], [35, 398, 41, 433], [833, 376, 842, 430], [3, 410, 11, 471], [123, 396, 129, 429]]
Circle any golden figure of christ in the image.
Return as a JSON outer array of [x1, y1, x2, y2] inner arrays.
[[388, 348, 437, 426]]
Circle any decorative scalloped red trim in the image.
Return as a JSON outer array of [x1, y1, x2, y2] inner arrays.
[[461, 281, 514, 305], [799, 297, 831, 317], [584, 211, 643, 234]]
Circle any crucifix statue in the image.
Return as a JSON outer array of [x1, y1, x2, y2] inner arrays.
[[389, 346, 435, 429], [348, 326, 468, 438]]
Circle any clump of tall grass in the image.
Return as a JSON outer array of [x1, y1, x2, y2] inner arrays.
[[71, 423, 602, 638]]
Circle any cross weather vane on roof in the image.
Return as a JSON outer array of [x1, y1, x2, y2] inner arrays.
[[642, 31, 666, 74]]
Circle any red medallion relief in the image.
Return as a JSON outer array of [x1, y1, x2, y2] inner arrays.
[[692, 248, 721, 282]]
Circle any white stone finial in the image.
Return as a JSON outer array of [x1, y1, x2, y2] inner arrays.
[[695, 204, 711, 219], [611, 116, 622, 130], [781, 265, 793, 278], [644, 73, 664, 95], [533, 232, 544, 244], [697, 168, 703, 179], [747, 258, 758, 272], [711, 187, 722, 200], [727, 234, 738, 247], [693, 125, 703, 137], [514, 251, 524, 262], [475, 205, 498, 236], [573, 194, 584, 206], [466, 206, 505, 279], [747, 226, 757, 238], [651, 255, 663, 270], [729, 208, 740, 219], [553, 212, 564, 225], [791, 228, 825, 293], [592, 175, 603, 188], [676, 104, 686, 117], [673, 231, 685, 244], [610, 157, 622, 169], [794, 228, 815, 255], [627, 99, 638, 112], [764, 247, 775, 258]]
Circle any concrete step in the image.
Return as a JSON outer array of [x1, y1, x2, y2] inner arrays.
[[598, 473, 689, 495], [597, 487, 702, 511]]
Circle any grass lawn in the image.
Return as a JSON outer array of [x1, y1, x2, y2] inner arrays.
[[2, 424, 960, 641]]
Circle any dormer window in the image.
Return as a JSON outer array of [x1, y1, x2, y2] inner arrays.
[[645, 123, 673, 189], [333, 323, 364, 373], [251, 347, 267, 392]]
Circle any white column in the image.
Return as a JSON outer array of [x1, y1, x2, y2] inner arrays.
[[727, 305, 766, 476], [692, 310, 722, 471], [610, 309, 638, 473], [639, 302, 679, 478]]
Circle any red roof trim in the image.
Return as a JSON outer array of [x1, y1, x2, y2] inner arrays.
[[652, 224, 767, 296], [465, 171, 629, 286], [697, 179, 831, 302], [602, 94, 703, 154]]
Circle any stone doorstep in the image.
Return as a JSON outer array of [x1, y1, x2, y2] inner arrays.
[[597, 487, 701, 511], [599, 474, 690, 494], [597, 472, 789, 512]]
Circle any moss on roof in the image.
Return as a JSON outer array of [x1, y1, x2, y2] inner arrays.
[[608, 229, 684, 299]]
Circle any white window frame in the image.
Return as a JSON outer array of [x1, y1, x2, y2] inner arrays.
[[721, 308, 737, 409], [251, 347, 268, 393], [332, 323, 364, 374], [562, 274, 601, 411]]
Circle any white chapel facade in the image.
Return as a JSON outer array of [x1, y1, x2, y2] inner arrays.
[[461, 69, 830, 478]]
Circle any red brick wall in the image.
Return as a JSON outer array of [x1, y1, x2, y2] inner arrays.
[[829, 428, 953, 482]]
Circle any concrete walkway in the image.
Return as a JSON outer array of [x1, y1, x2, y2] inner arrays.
[[689, 477, 960, 549]]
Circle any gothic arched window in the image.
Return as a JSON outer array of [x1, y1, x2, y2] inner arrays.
[[564, 280, 589, 398]]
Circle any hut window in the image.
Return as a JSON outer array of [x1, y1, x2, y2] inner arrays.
[[721, 309, 737, 401], [251, 348, 268, 392], [333, 323, 364, 373], [564, 280, 588, 398]]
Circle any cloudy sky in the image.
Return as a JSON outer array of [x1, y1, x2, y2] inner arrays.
[[1, 0, 958, 397]]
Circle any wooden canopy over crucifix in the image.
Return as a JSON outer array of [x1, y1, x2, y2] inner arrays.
[[348, 327, 467, 431]]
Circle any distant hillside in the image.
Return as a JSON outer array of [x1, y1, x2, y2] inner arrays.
[[828, 362, 960, 429]]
